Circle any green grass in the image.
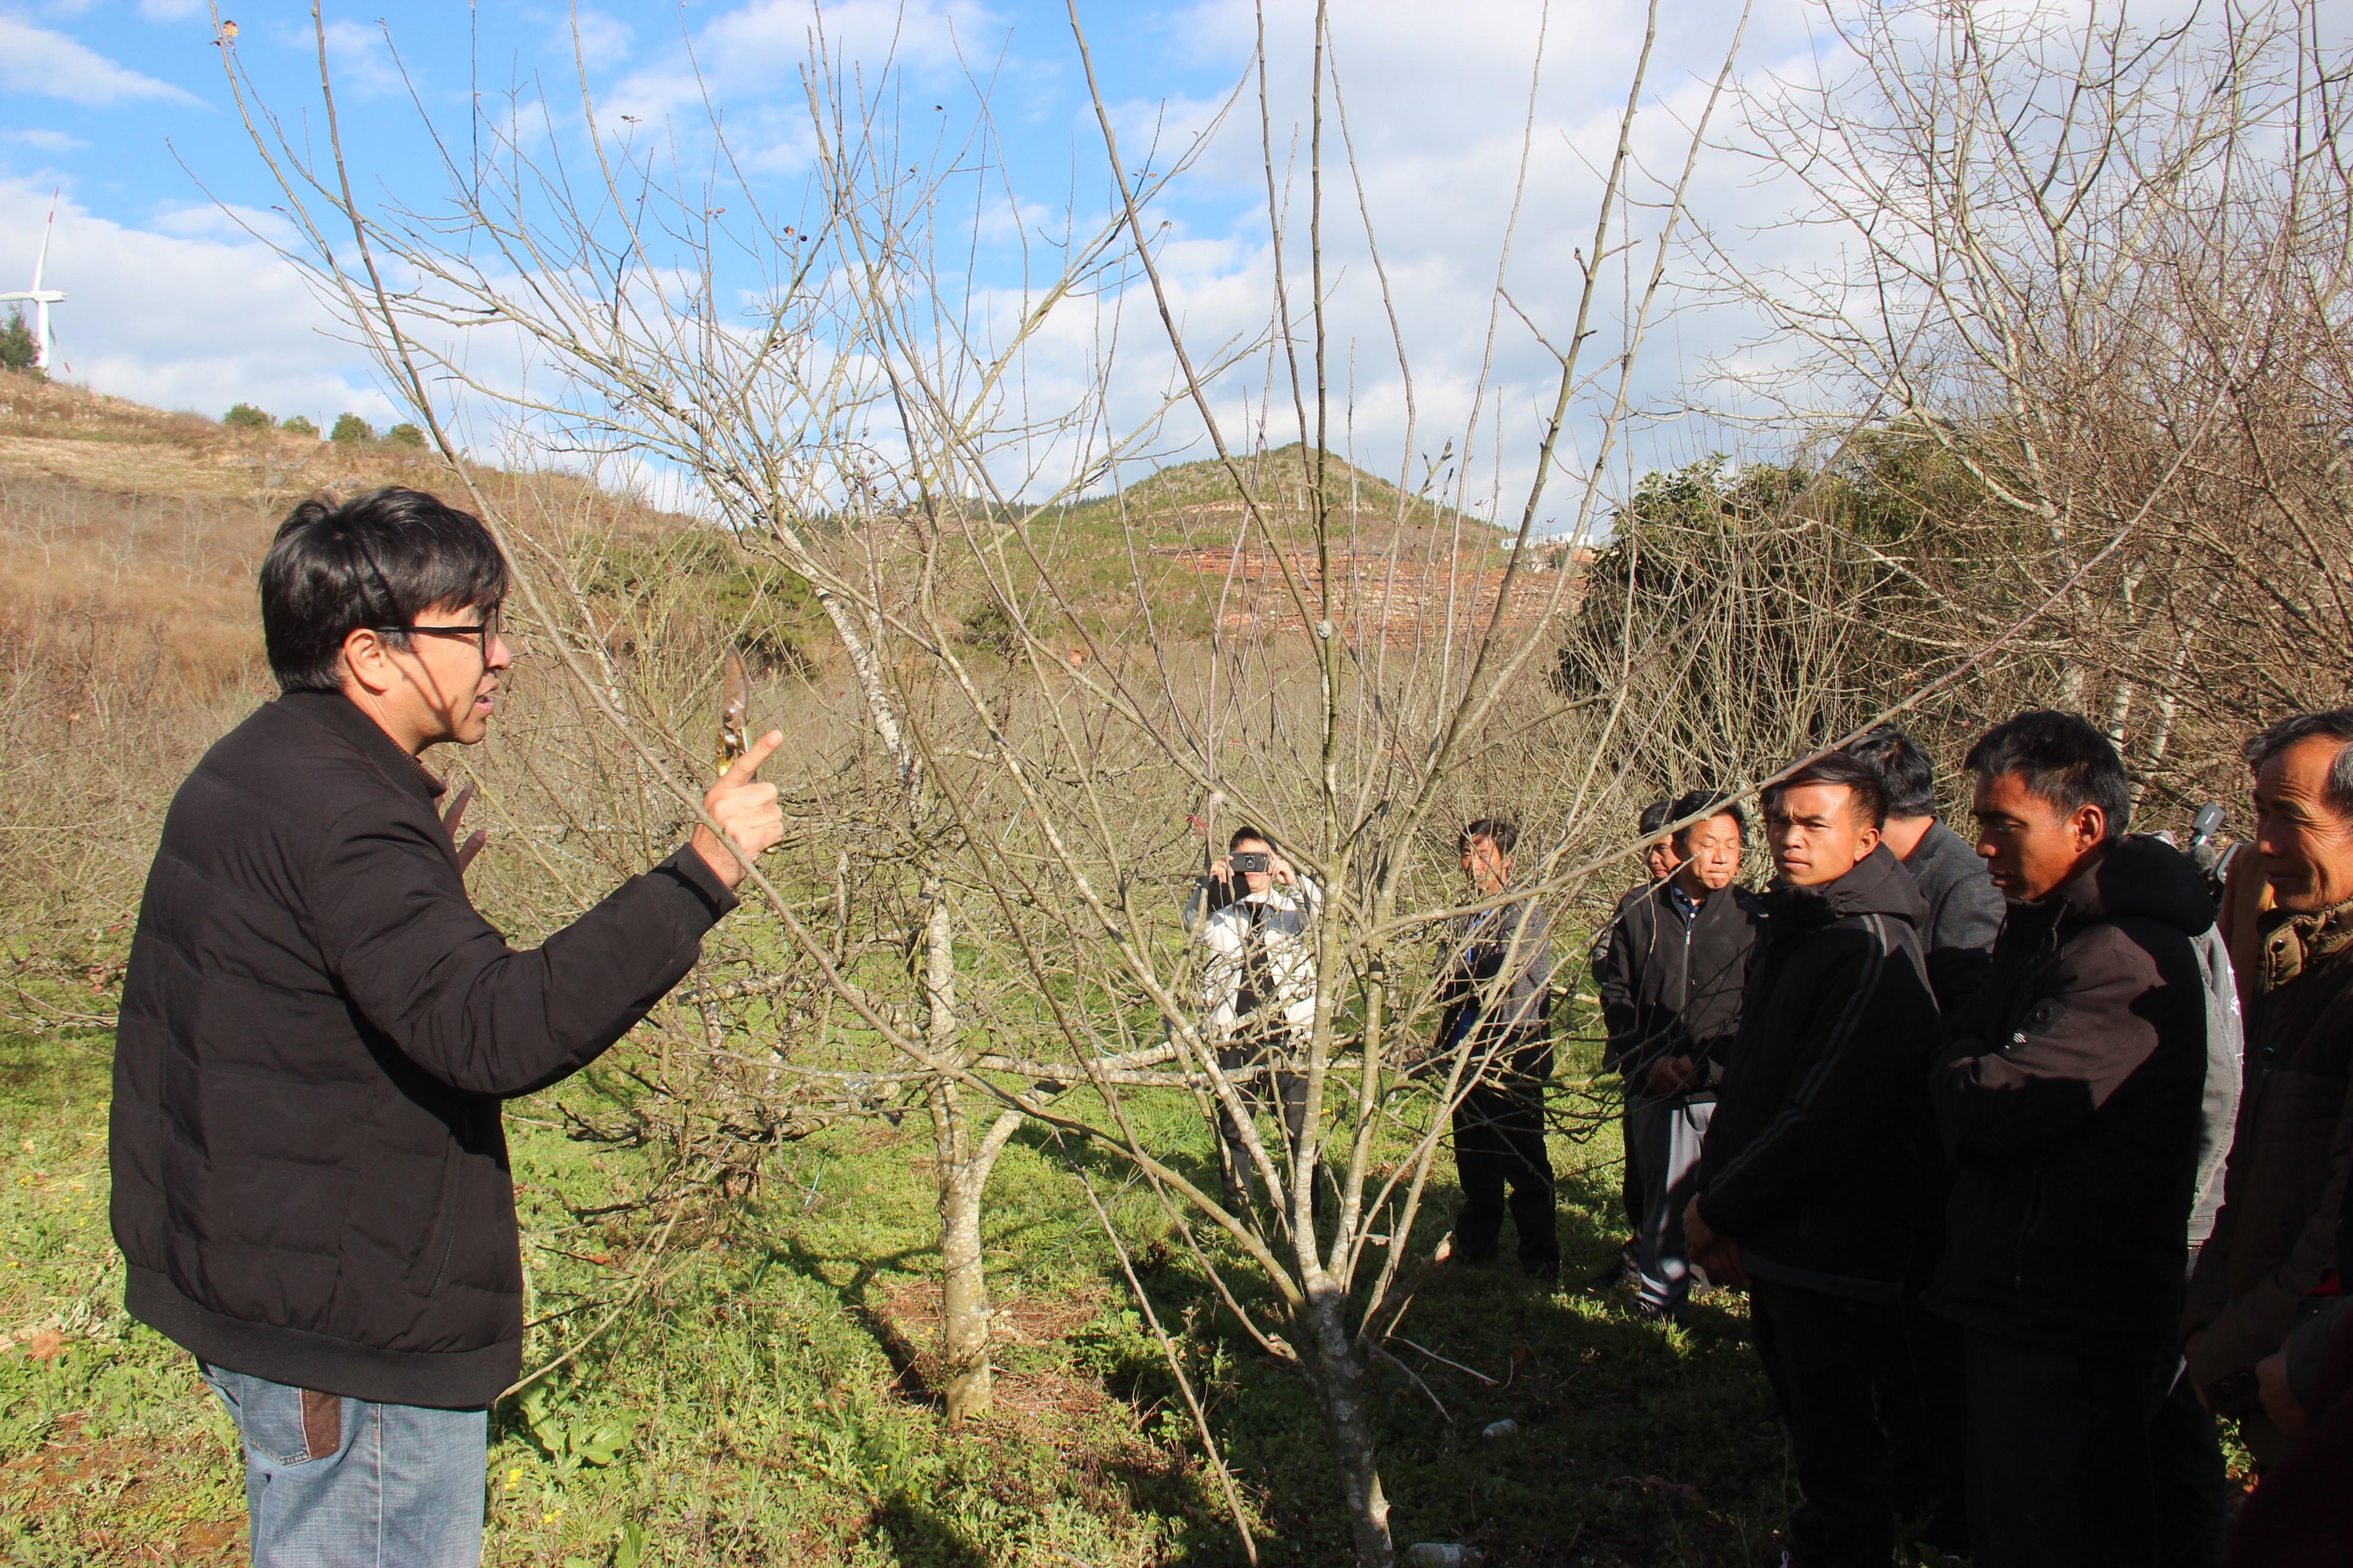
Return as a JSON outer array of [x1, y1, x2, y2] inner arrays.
[[1, 1022, 1814, 1567]]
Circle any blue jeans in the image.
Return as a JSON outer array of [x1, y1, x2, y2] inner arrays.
[[199, 1360, 487, 1567]]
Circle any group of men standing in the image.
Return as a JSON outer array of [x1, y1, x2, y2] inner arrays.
[[1580, 710, 2353, 1567], [1168, 702, 2353, 1568]]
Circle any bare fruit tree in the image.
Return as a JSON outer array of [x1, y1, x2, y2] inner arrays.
[[204, 0, 1186, 1426]]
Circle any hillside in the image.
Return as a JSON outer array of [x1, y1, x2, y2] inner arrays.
[[0, 380, 1581, 688], [980, 444, 1576, 644], [0, 375, 742, 702]]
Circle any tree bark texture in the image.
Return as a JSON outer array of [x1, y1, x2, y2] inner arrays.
[[1303, 1282, 1395, 1567]]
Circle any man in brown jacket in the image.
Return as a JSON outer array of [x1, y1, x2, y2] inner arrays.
[[2184, 710, 2353, 1464]]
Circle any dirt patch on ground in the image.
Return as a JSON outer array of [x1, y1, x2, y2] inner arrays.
[[0, 1413, 243, 1566], [877, 1277, 1117, 1420]]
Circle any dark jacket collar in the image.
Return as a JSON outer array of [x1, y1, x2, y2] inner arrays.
[[2046, 834, 2212, 936], [1768, 843, 1929, 928], [274, 690, 447, 806]]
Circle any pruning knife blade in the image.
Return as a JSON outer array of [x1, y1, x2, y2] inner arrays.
[[718, 647, 749, 774]]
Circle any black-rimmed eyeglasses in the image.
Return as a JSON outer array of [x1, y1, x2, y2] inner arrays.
[[373, 607, 503, 657]]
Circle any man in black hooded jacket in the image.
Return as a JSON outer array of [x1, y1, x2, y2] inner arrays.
[[1929, 711, 2214, 1568], [1684, 752, 1941, 1567]]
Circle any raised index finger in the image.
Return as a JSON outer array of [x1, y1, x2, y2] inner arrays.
[[720, 730, 786, 785]]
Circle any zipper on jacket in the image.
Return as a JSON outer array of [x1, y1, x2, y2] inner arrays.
[[2011, 1176, 2043, 1292]]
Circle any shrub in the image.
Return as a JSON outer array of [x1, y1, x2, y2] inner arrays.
[[330, 412, 373, 444], [386, 422, 425, 449], [0, 309, 36, 374], [223, 403, 274, 432], [281, 415, 319, 438]]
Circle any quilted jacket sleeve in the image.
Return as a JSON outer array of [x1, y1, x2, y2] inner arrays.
[[309, 798, 736, 1097]]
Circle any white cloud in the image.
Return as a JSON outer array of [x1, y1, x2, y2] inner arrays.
[[318, 17, 405, 100], [604, 0, 1001, 128], [6, 128, 88, 152], [0, 15, 202, 106], [1013, 0, 1824, 517], [563, 9, 635, 70], [0, 177, 397, 428]]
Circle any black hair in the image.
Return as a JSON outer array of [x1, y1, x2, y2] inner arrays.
[[1843, 723, 1937, 819], [2245, 711, 2353, 822], [1228, 824, 1272, 851], [260, 487, 509, 694], [1668, 788, 1747, 851], [1460, 818, 1520, 855], [1762, 752, 1889, 830], [1636, 799, 1672, 839], [1963, 710, 2130, 837]]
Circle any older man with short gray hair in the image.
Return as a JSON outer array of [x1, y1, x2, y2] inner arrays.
[[2184, 710, 2353, 1467]]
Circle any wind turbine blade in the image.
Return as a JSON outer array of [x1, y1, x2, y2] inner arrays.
[[31, 189, 57, 292]]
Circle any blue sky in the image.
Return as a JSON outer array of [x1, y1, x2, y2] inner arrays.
[[2, 0, 1830, 517]]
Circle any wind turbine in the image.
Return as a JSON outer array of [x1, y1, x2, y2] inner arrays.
[[1, 189, 68, 373]]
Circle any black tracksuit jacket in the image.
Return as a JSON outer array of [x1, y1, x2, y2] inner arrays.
[[110, 691, 737, 1408], [1926, 835, 2213, 1363], [1592, 879, 1760, 1101], [1695, 846, 1941, 1296]]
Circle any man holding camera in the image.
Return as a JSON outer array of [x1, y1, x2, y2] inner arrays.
[[110, 488, 786, 1566], [1197, 827, 1321, 1215]]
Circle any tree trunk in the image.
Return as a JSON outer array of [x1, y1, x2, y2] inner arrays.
[[929, 1082, 1023, 1426], [920, 882, 1023, 1426], [1303, 1281, 1395, 1567], [935, 1108, 992, 1423]]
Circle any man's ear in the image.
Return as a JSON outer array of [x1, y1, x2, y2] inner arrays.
[[341, 626, 397, 696], [2072, 803, 2109, 851]]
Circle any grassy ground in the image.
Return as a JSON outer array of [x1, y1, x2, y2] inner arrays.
[[0, 1017, 1815, 1567]]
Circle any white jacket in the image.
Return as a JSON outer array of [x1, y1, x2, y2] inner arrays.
[[1197, 880, 1322, 1039]]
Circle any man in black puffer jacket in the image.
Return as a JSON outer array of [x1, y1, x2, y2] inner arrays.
[[111, 489, 786, 1567], [1929, 711, 2214, 1568], [1685, 752, 1941, 1568]]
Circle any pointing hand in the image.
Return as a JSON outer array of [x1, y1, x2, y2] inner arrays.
[[691, 730, 786, 890]]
